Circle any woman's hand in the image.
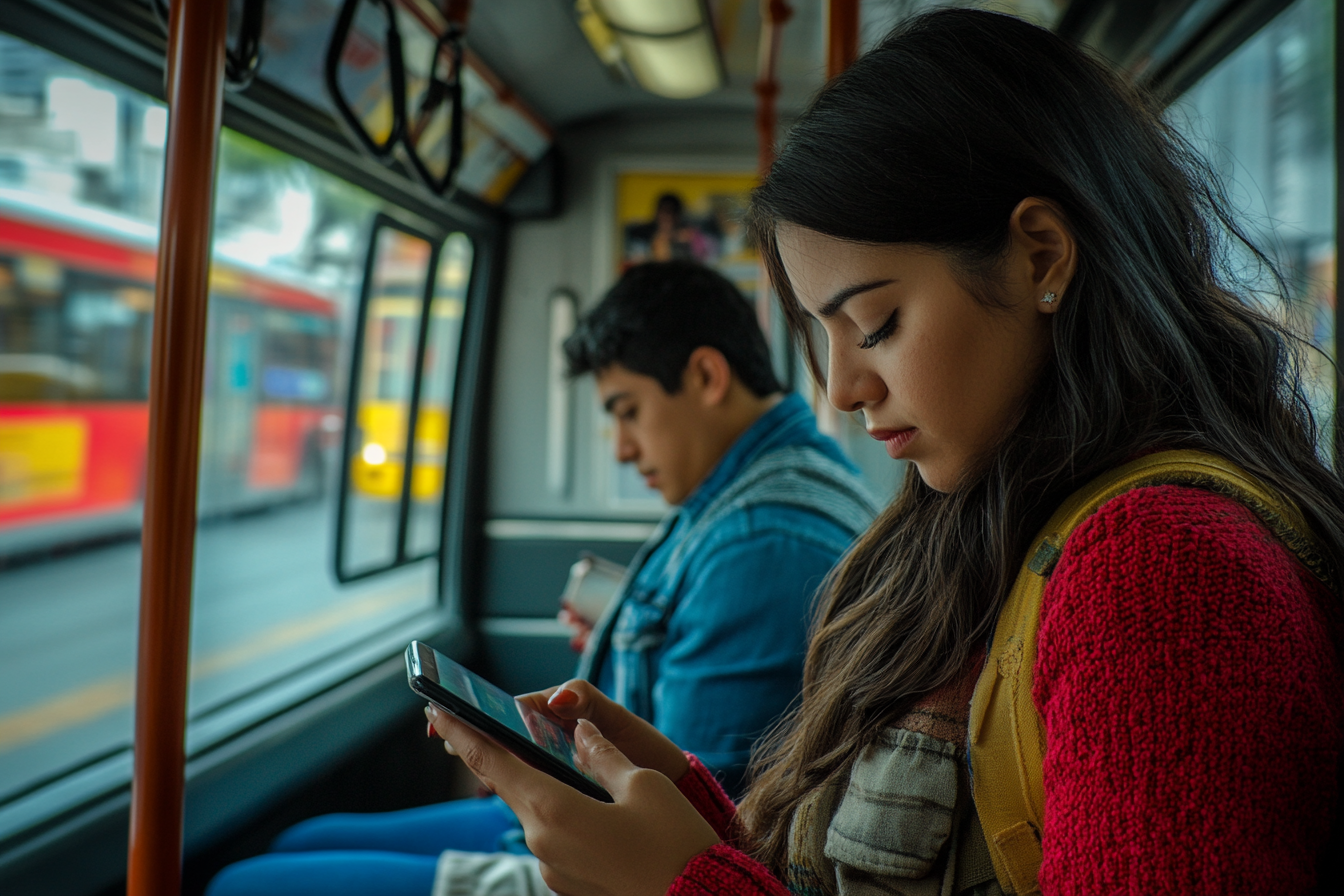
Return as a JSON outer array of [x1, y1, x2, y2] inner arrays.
[[514, 679, 689, 783], [427, 705, 720, 896]]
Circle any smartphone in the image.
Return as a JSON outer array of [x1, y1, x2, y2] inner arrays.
[[405, 640, 612, 802], [559, 552, 627, 624]]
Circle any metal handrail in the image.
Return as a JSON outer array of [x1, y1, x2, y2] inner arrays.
[[150, 0, 267, 90], [754, 0, 792, 178], [125, 0, 229, 893], [826, 0, 859, 80]]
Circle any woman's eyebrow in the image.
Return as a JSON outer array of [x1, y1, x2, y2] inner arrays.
[[817, 279, 896, 318]]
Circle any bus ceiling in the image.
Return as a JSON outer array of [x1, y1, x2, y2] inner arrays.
[[249, 0, 1301, 196], [0, 1, 1282, 220]]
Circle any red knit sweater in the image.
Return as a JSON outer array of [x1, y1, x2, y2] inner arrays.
[[667, 485, 1343, 896]]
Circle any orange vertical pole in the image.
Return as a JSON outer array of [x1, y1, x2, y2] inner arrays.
[[754, 0, 792, 178], [754, 0, 792, 358], [826, 0, 860, 80], [125, 0, 228, 893]]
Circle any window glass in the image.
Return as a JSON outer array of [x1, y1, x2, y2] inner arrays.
[[341, 226, 435, 575], [1169, 0, 1335, 441], [0, 34, 164, 809], [339, 227, 473, 574], [406, 233, 473, 556], [0, 31, 468, 814]]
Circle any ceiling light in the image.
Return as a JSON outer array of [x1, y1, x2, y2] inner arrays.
[[596, 0, 702, 33], [579, 0, 724, 99]]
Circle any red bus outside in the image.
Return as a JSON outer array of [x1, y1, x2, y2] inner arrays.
[[0, 192, 341, 558]]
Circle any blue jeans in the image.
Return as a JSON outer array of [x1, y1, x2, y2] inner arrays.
[[204, 798, 521, 896]]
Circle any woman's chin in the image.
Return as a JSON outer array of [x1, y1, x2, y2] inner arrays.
[[911, 460, 960, 494]]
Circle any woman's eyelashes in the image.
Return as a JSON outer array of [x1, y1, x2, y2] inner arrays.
[[858, 310, 899, 349]]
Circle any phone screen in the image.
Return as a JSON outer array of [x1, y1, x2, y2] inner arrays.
[[407, 641, 610, 800]]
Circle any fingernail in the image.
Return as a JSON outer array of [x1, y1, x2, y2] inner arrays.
[[576, 718, 600, 741], [426, 720, 437, 739], [548, 688, 579, 709]]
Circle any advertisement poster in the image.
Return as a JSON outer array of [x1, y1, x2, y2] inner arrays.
[[614, 170, 760, 297]]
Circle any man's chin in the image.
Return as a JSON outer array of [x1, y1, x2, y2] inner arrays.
[[658, 485, 686, 505]]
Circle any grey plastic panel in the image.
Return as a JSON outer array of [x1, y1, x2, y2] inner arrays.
[[480, 535, 645, 618], [477, 623, 584, 698]]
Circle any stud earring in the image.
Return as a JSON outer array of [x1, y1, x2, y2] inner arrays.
[[1041, 291, 1057, 305]]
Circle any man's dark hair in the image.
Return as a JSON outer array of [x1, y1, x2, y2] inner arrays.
[[564, 260, 784, 397]]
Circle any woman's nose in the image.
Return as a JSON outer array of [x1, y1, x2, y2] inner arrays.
[[827, 346, 884, 413]]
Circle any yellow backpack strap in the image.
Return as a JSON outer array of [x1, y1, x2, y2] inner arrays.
[[967, 449, 1327, 895]]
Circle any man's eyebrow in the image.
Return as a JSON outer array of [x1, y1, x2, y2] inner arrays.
[[817, 279, 896, 319], [602, 392, 632, 413]]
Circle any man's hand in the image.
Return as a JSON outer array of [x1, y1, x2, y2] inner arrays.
[[557, 604, 594, 653], [427, 704, 718, 896]]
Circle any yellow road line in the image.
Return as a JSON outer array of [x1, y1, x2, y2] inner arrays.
[[0, 582, 426, 752], [188, 585, 422, 678], [0, 676, 134, 748]]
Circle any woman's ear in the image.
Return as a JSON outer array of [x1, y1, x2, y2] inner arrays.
[[686, 346, 734, 406], [1008, 197, 1077, 314]]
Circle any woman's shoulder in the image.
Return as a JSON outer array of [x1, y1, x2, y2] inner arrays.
[[1058, 482, 1317, 591], [1039, 482, 1335, 663], [1031, 488, 1343, 894]]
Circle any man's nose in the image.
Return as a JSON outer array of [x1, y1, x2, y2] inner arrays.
[[614, 430, 638, 464]]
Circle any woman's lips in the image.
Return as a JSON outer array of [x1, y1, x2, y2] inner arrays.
[[868, 428, 917, 459]]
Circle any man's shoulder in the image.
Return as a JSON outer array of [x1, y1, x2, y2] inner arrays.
[[675, 444, 878, 561], [728, 443, 878, 520], [698, 503, 864, 559]]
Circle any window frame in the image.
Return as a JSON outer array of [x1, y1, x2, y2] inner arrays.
[[334, 213, 473, 583]]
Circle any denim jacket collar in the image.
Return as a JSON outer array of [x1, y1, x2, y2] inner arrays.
[[678, 392, 814, 522]]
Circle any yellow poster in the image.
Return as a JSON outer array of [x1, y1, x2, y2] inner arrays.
[[615, 171, 759, 296], [0, 418, 87, 508]]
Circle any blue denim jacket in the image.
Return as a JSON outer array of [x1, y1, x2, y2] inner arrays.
[[577, 394, 879, 796]]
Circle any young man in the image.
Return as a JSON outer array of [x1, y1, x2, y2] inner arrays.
[[563, 259, 878, 795], [203, 261, 877, 896]]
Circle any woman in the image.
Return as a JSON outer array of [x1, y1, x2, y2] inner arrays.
[[429, 9, 1344, 895]]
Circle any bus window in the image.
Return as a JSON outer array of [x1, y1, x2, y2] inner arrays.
[[1168, 0, 1335, 442], [341, 225, 435, 575], [0, 34, 167, 820], [188, 141, 454, 743], [0, 30, 464, 828], [406, 232, 473, 556], [338, 222, 472, 578]]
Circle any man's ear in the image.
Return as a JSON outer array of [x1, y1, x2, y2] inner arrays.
[[685, 346, 733, 407]]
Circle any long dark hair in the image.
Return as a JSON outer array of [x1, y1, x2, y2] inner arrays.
[[739, 8, 1344, 872]]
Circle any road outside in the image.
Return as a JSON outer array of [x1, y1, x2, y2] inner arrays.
[[0, 497, 439, 805]]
